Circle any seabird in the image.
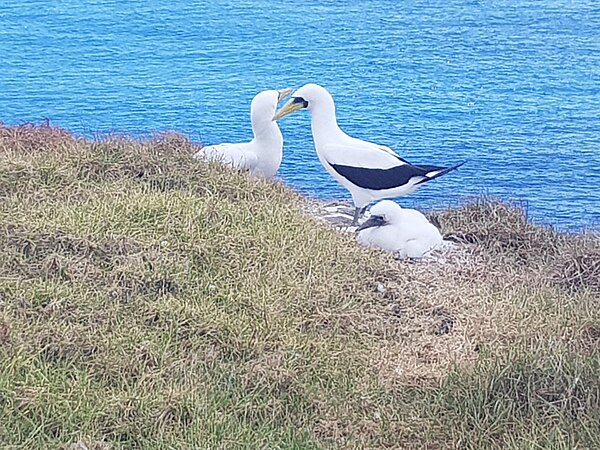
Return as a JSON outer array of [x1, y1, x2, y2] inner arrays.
[[356, 200, 443, 258], [273, 83, 463, 224], [195, 88, 293, 178]]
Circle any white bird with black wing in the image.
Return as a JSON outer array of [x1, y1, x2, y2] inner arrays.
[[356, 200, 443, 259], [273, 83, 463, 224], [195, 88, 293, 178]]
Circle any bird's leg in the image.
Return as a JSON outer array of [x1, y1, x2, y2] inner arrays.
[[351, 206, 369, 226], [351, 207, 361, 226]]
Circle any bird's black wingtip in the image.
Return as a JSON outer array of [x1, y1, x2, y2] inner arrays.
[[414, 160, 466, 185], [449, 160, 467, 171], [438, 160, 466, 176]]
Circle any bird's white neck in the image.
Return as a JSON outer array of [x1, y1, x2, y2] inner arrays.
[[308, 95, 345, 146], [251, 115, 283, 145]]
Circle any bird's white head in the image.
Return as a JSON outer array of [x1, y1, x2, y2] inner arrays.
[[356, 200, 403, 232], [272, 83, 334, 121], [251, 88, 293, 122]]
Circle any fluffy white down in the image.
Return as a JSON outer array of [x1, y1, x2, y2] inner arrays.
[[357, 200, 443, 258], [194, 89, 284, 178]]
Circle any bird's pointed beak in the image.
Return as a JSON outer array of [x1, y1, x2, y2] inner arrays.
[[356, 215, 385, 232], [272, 98, 305, 121], [277, 88, 293, 103]]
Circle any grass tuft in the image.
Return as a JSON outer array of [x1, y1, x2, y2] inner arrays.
[[553, 252, 600, 295]]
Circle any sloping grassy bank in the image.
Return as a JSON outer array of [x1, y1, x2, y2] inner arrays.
[[0, 122, 599, 449]]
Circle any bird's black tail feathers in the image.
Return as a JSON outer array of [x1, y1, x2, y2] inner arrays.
[[414, 161, 466, 185]]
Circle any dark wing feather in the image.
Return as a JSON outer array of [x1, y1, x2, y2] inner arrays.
[[413, 161, 465, 185], [330, 161, 464, 191]]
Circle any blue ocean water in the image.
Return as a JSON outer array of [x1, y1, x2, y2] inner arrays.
[[1, 0, 599, 230]]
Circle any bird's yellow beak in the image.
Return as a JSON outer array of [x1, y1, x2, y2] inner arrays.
[[272, 97, 305, 121], [277, 88, 293, 103]]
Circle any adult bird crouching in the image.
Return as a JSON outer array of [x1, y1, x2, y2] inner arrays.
[[195, 88, 293, 178], [356, 200, 444, 259], [273, 83, 464, 224]]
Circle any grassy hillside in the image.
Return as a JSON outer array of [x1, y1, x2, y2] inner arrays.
[[0, 122, 599, 449]]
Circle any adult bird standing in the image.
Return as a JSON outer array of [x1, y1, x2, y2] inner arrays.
[[195, 88, 293, 178], [273, 83, 464, 224]]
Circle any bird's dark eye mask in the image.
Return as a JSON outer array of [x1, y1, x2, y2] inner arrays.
[[292, 97, 309, 108], [356, 214, 386, 232], [370, 215, 386, 227]]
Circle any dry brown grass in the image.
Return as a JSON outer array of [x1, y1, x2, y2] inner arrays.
[[0, 122, 599, 450], [552, 252, 600, 295]]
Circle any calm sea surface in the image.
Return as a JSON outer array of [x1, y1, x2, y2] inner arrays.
[[1, 0, 599, 229]]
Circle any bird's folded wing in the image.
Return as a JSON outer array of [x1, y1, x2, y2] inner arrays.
[[372, 143, 410, 164], [321, 140, 408, 170], [329, 163, 432, 190], [321, 141, 433, 190], [197, 144, 257, 170]]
